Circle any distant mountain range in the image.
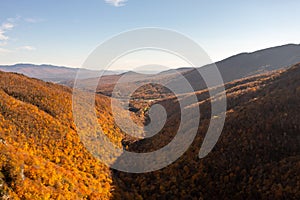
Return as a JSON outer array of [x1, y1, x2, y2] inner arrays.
[[0, 64, 119, 82], [1, 43, 300, 89], [67, 43, 300, 97], [179, 43, 300, 91]]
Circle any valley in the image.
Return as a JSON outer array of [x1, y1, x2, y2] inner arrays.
[[0, 59, 299, 199]]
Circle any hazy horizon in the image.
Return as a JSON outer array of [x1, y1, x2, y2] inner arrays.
[[1, 42, 299, 72], [1, 0, 300, 69]]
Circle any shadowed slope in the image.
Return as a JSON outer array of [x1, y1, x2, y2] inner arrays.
[[112, 64, 300, 199]]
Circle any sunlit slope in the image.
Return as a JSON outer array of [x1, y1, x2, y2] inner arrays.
[[0, 71, 123, 199]]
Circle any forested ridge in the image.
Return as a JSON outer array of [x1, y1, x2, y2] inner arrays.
[[113, 64, 300, 199]]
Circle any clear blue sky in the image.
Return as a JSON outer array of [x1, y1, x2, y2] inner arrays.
[[0, 0, 300, 69]]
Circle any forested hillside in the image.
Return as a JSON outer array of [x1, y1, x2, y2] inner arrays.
[[112, 64, 300, 199], [0, 71, 124, 199]]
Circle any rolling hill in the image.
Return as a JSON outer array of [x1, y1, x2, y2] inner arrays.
[[173, 43, 300, 92]]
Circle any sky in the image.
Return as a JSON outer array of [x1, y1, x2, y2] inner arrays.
[[0, 0, 300, 70]]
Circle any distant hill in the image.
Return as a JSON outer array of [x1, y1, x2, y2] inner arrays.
[[2, 44, 300, 86], [0, 64, 118, 82], [215, 43, 300, 79], [175, 43, 300, 91], [66, 44, 300, 99], [61, 69, 184, 98]]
